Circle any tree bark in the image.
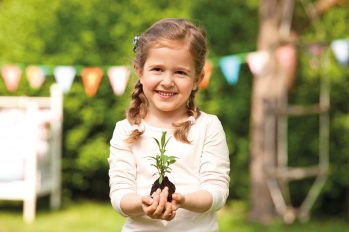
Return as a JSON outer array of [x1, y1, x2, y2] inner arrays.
[[248, 0, 281, 223]]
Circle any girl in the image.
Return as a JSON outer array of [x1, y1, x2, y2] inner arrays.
[[108, 18, 230, 232]]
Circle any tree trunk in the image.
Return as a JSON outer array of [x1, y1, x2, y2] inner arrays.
[[248, 0, 286, 223]]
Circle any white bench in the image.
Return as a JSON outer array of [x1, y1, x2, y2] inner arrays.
[[0, 84, 63, 223]]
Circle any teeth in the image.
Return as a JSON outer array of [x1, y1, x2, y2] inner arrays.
[[158, 91, 175, 96]]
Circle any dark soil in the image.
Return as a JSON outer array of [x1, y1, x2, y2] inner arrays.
[[150, 176, 176, 202]]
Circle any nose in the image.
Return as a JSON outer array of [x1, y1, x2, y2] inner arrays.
[[161, 73, 174, 87]]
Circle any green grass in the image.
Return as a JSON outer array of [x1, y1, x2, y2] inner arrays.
[[0, 200, 347, 232]]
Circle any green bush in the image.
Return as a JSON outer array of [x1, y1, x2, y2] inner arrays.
[[0, 0, 349, 218]]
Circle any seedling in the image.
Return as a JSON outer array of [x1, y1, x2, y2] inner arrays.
[[149, 131, 176, 202]]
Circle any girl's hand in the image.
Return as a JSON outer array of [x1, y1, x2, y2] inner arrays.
[[171, 192, 186, 210], [141, 187, 176, 221]]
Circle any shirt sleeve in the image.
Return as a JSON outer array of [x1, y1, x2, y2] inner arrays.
[[199, 115, 230, 212], [108, 121, 136, 216]]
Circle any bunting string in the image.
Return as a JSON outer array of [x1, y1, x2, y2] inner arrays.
[[0, 38, 347, 95]]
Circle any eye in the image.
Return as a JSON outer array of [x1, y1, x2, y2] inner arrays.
[[176, 70, 188, 76], [151, 67, 163, 73]]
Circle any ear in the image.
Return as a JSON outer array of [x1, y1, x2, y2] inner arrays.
[[192, 72, 204, 91], [134, 65, 143, 82]]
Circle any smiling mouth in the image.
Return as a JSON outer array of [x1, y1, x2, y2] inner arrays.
[[155, 90, 177, 97]]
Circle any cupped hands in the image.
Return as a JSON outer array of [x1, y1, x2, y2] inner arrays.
[[141, 187, 177, 221]]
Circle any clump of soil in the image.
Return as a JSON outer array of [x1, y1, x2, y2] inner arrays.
[[150, 176, 176, 202]]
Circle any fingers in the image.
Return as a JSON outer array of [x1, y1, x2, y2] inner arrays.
[[152, 187, 168, 218], [142, 187, 177, 221], [141, 195, 153, 206], [162, 201, 176, 221], [142, 188, 161, 216]]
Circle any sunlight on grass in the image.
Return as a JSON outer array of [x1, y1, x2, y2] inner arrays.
[[0, 201, 126, 232], [0, 200, 348, 232], [218, 201, 349, 232]]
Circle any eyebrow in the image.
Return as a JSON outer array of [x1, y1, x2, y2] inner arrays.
[[147, 64, 192, 73], [177, 67, 191, 73]]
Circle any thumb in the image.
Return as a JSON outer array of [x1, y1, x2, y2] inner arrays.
[[142, 196, 153, 205], [173, 193, 183, 201], [171, 193, 179, 202]]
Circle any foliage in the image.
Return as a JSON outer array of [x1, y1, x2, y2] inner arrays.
[[0, 0, 348, 219], [0, 0, 191, 199], [149, 131, 177, 184]]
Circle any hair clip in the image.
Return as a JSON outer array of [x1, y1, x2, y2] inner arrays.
[[133, 35, 140, 53], [131, 123, 145, 132], [188, 116, 196, 125]]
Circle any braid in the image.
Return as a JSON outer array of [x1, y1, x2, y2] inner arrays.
[[173, 90, 200, 144], [125, 81, 148, 144]]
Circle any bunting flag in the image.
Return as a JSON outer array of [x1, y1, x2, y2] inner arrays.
[[308, 43, 324, 57], [81, 67, 103, 96], [54, 66, 76, 93], [107, 66, 130, 96], [0, 65, 22, 92], [246, 51, 270, 76], [307, 43, 325, 69], [219, 55, 241, 85], [331, 39, 349, 66], [275, 44, 297, 74], [200, 60, 213, 89], [26, 65, 46, 89], [0, 38, 347, 95], [275, 44, 297, 90]]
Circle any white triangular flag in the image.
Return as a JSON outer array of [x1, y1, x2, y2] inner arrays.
[[108, 66, 130, 96], [331, 39, 349, 66], [53, 66, 76, 93], [247, 51, 269, 76]]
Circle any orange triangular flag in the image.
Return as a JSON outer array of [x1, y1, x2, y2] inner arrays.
[[200, 60, 213, 89], [81, 67, 104, 96]]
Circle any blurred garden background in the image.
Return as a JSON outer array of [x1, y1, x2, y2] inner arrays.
[[0, 0, 349, 231]]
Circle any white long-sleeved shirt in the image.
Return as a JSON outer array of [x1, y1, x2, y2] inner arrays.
[[108, 111, 230, 232]]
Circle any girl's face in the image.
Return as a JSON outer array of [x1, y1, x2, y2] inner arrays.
[[136, 41, 201, 120]]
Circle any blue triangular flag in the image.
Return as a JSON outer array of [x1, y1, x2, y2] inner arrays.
[[219, 55, 241, 85]]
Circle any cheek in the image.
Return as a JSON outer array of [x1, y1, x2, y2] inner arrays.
[[142, 77, 158, 91], [178, 81, 196, 94]]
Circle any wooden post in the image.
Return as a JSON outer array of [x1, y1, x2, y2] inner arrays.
[[49, 84, 63, 210]]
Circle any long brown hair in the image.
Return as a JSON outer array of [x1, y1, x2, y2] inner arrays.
[[126, 18, 207, 144]]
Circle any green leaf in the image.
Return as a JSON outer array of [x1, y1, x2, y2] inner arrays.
[[164, 137, 171, 148], [153, 138, 160, 150], [149, 130, 178, 179], [161, 131, 166, 148]]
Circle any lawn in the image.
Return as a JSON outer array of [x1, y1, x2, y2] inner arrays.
[[0, 200, 347, 232]]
